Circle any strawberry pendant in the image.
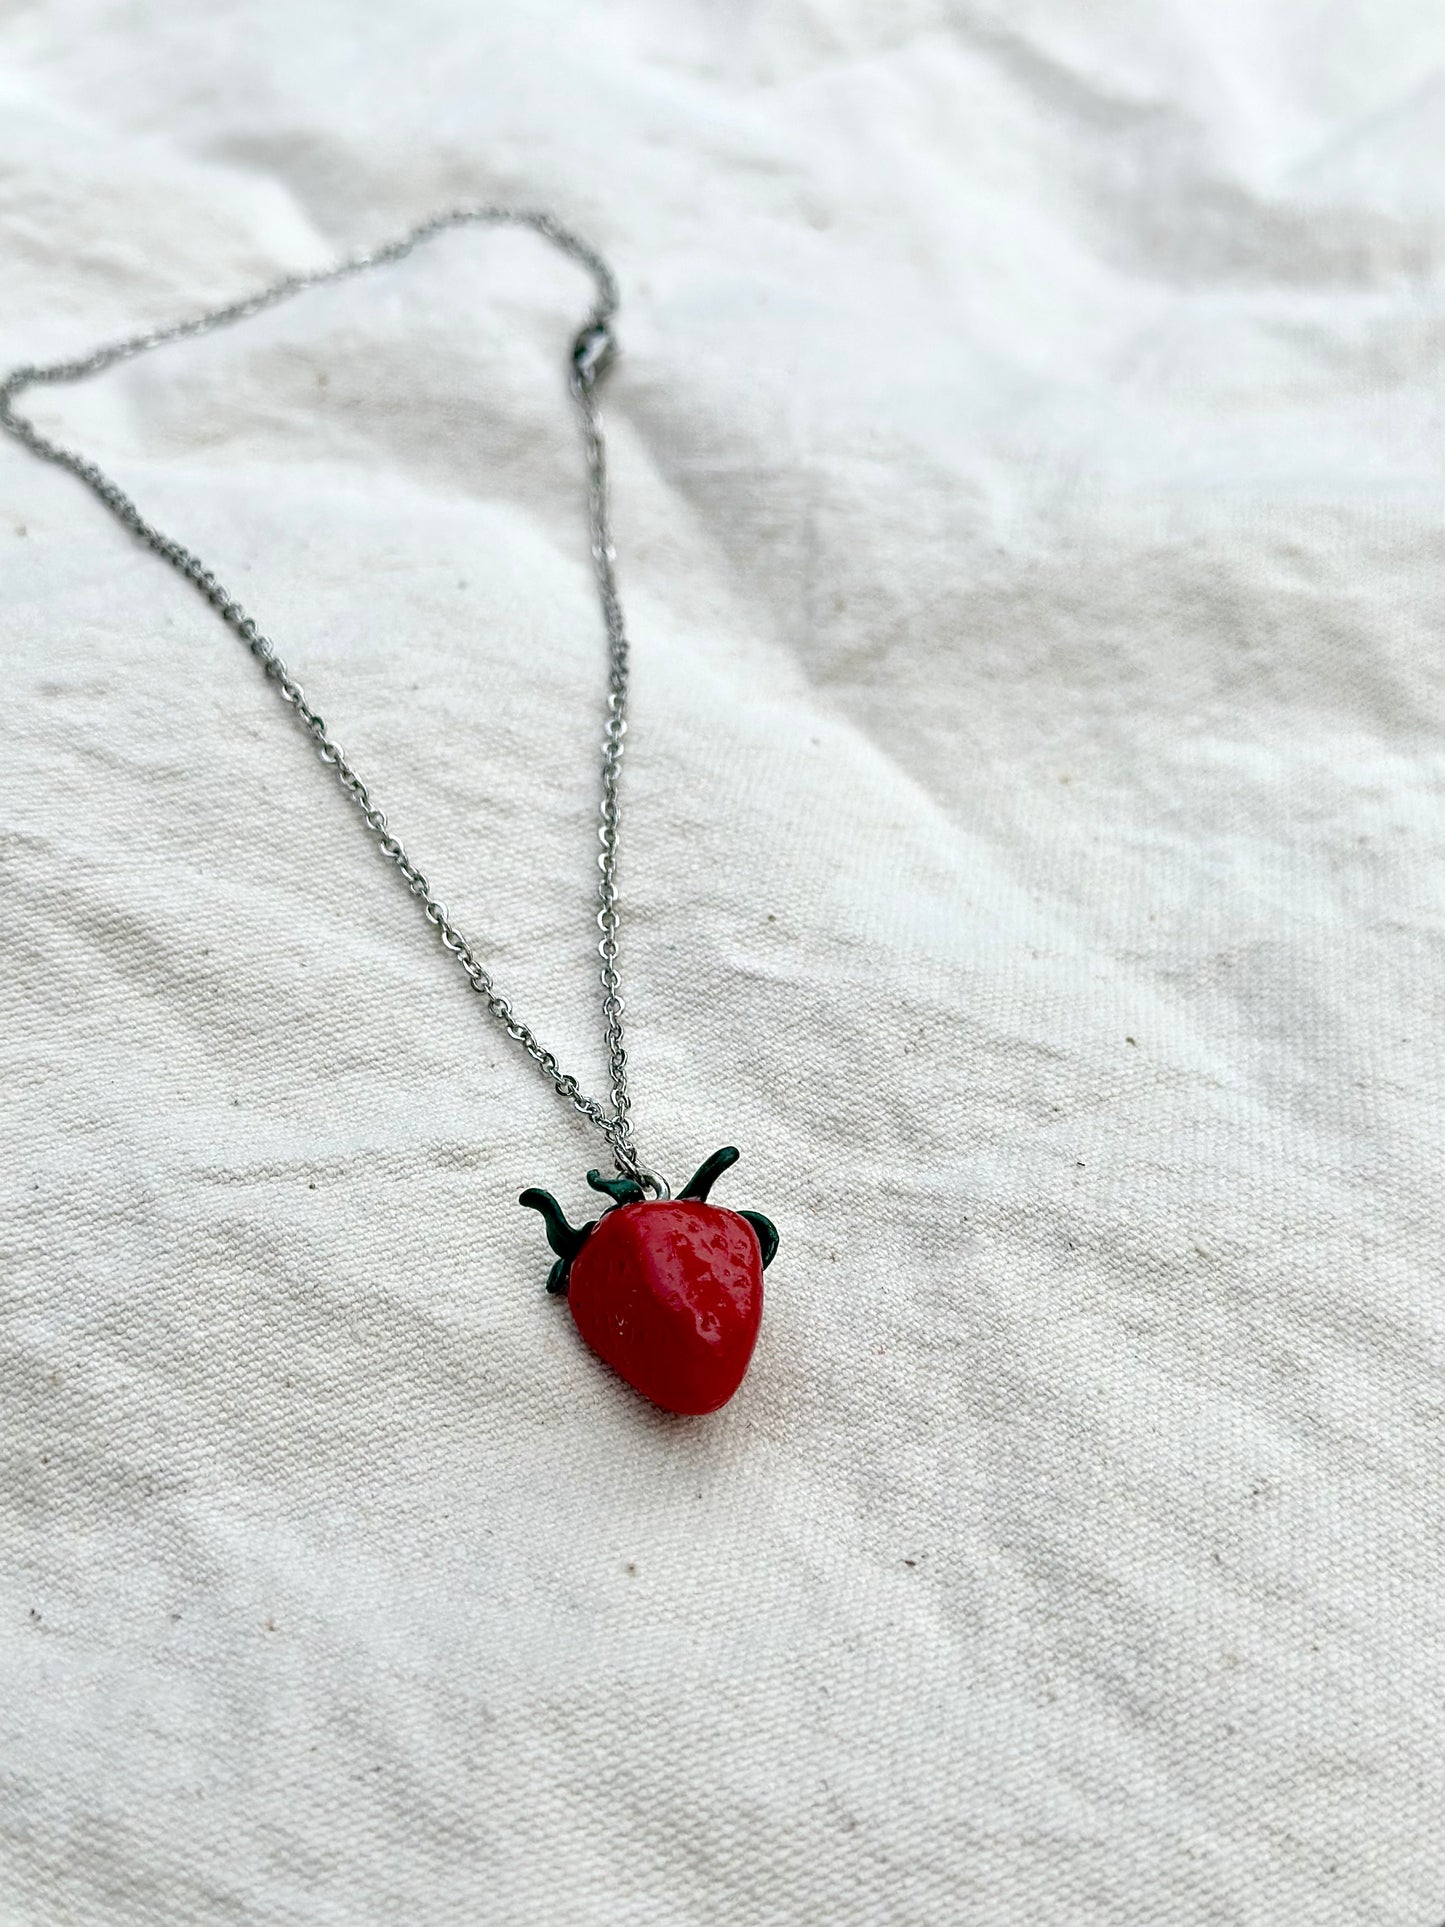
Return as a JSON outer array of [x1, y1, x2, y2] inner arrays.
[[520, 1146, 778, 1415]]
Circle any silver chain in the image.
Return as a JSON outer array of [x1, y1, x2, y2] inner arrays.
[[0, 207, 670, 1196]]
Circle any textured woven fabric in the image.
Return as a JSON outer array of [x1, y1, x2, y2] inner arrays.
[[3, 4, 1443, 1923]]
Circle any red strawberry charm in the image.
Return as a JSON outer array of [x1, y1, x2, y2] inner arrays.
[[520, 1146, 778, 1415]]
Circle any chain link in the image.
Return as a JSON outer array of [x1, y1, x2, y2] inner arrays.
[[0, 207, 664, 1189]]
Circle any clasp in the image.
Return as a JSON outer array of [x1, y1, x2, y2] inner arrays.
[[571, 320, 616, 387]]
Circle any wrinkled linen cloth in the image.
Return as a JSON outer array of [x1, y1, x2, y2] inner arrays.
[[2, 4, 1443, 1923]]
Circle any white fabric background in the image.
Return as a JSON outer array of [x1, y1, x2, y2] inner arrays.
[[2, 4, 1443, 1922]]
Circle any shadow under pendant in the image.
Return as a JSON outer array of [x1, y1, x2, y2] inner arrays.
[[520, 1146, 778, 1415]]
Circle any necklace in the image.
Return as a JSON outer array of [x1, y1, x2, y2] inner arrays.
[[0, 207, 779, 1417]]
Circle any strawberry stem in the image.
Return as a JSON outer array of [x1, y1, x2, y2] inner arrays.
[[587, 1170, 646, 1206], [678, 1145, 740, 1203], [519, 1188, 595, 1296], [740, 1211, 779, 1269]]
